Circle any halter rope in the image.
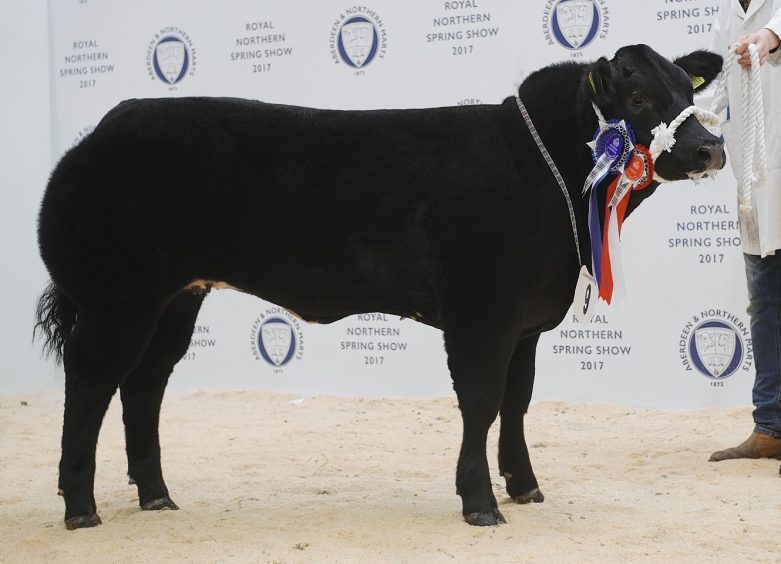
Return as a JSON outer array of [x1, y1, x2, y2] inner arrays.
[[696, 43, 765, 208]]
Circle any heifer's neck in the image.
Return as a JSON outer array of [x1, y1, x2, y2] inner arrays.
[[517, 62, 598, 154], [515, 62, 660, 274], [516, 62, 601, 269]]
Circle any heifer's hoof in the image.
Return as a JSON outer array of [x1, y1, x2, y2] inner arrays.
[[65, 513, 102, 530], [141, 496, 179, 511], [513, 488, 544, 504], [464, 508, 506, 526]]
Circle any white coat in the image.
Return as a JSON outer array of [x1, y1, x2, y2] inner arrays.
[[710, 0, 781, 256]]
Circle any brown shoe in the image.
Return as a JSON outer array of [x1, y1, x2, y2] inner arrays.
[[709, 432, 781, 462]]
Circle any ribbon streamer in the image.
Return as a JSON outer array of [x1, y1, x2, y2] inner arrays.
[[583, 119, 635, 285], [589, 185, 603, 287], [599, 177, 631, 304], [598, 145, 653, 304]]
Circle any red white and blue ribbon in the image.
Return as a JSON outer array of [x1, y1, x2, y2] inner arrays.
[[583, 119, 635, 295], [584, 93, 721, 303], [598, 145, 654, 304]]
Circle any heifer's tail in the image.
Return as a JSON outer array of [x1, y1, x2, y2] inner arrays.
[[34, 281, 77, 363]]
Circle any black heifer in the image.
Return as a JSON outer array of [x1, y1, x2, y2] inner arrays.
[[36, 44, 724, 529]]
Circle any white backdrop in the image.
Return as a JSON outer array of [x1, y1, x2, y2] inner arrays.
[[0, 0, 58, 395], [42, 0, 753, 408]]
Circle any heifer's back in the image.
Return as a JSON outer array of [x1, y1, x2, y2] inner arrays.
[[39, 96, 576, 327]]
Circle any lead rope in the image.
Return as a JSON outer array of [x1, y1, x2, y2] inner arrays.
[[709, 44, 766, 210]]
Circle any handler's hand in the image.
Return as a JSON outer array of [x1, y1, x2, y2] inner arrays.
[[733, 28, 781, 67]]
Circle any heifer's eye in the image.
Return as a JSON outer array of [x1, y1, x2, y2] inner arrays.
[[631, 92, 647, 107]]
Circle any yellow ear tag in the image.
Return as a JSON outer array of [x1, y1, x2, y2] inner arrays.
[[588, 72, 597, 94], [689, 74, 705, 90]]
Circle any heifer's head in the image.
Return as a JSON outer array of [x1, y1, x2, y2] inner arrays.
[[587, 44, 724, 183]]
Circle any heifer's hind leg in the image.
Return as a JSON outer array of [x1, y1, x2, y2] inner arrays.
[[443, 310, 520, 526], [498, 335, 545, 504], [121, 291, 206, 511], [59, 305, 162, 529]]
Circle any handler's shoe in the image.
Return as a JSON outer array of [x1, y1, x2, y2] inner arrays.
[[709, 431, 781, 461]]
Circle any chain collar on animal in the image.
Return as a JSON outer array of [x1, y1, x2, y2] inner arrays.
[[514, 96, 583, 268]]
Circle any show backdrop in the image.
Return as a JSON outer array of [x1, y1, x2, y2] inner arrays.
[[48, 0, 749, 408]]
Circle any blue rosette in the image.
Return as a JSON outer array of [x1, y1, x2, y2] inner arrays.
[[583, 119, 636, 195]]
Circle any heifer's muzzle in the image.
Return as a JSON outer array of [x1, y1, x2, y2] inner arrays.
[[648, 104, 722, 182]]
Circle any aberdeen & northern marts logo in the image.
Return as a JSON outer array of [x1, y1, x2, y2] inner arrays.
[[543, 0, 609, 52], [147, 26, 197, 85], [250, 307, 304, 370], [679, 309, 752, 380], [330, 7, 387, 72]]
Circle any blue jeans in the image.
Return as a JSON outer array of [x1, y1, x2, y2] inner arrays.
[[744, 252, 781, 438]]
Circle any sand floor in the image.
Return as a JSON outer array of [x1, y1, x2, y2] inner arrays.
[[2, 389, 780, 563]]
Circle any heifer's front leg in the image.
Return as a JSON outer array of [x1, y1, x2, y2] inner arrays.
[[121, 291, 205, 512], [444, 321, 519, 526], [499, 335, 545, 504]]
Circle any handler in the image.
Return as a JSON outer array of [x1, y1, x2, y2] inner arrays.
[[709, 0, 781, 462]]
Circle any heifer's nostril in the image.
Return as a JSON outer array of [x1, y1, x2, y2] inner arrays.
[[696, 144, 724, 169]]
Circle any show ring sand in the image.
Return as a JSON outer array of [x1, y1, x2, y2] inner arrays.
[[2, 390, 780, 563]]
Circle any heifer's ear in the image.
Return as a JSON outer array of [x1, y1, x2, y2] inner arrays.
[[673, 50, 723, 93], [586, 57, 614, 107]]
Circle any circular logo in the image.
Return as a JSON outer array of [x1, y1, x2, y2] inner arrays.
[[626, 145, 654, 190], [689, 320, 743, 379], [338, 16, 378, 68], [147, 27, 196, 85], [543, 0, 607, 52], [552, 0, 599, 50], [330, 7, 387, 71], [250, 307, 305, 369], [592, 121, 635, 171], [679, 311, 752, 380], [625, 154, 644, 181], [257, 317, 296, 367]]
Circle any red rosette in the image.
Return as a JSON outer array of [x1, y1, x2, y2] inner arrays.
[[625, 144, 654, 190]]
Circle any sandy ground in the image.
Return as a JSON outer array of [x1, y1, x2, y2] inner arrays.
[[1, 390, 780, 563]]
